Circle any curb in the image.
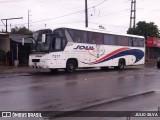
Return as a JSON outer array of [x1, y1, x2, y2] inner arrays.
[[0, 67, 36, 74]]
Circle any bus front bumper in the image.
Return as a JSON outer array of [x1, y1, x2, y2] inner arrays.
[[29, 62, 49, 69], [29, 59, 52, 69]]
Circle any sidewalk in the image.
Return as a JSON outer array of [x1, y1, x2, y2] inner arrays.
[[0, 66, 37, 74]]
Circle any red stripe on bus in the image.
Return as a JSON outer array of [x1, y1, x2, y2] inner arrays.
[[92, 48, 129, 64]]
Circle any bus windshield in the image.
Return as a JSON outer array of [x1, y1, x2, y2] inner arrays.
[[31, 33, 64, 52], [31, 29, 52, 52], [31, 28, 67, 52], [38, 34, 51, 52]]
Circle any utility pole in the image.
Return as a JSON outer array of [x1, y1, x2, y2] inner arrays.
[[28, 10, 31, 30], [1, 17, 23, 33], [85, 0, 88, 28], [129, 0, 136, 28]]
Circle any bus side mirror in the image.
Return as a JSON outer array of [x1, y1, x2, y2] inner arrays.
[[42, 34, 46, 43]]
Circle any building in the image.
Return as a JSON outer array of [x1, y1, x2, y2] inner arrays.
[[0, 33, 10, 65], [0, 33, 32, 66], [146, 37, 160, 59], [0, 33, 10, 52], [9, 34, 32, 65]]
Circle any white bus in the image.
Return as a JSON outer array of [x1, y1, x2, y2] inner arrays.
[[29, 27, 145, 72]]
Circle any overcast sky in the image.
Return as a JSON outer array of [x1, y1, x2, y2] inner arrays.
[[0, 0, 160, 33]]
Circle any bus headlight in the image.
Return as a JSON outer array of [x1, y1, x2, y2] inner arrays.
[[41, 61, 45, 63], [44, 66, 47, 68], [41, 59, 51, 63]]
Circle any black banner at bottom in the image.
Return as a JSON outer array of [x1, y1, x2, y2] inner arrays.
[[0, 111, 160, 118]]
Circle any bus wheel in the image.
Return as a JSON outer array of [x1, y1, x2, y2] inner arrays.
[[66, 60, 77, 73], [157, 62, 160, 69], [118, 59, 125, 70]]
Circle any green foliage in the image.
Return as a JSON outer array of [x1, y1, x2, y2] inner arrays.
[[11, 26, 33, 35], [127, 21, 160, 39]]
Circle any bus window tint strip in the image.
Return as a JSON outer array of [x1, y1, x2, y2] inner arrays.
[[67, 28, 144, 47]]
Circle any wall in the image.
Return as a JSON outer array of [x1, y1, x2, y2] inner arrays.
[[0, 34, 10, 52]]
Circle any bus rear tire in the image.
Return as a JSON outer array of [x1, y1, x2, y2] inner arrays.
[[118, 59, 125, 70], [66, 60, 77, 73], [115, 59, 125, 70]]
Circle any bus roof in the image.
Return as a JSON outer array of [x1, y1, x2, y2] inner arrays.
[[62, 27, 144, 39], [36, 26, 145, 39]]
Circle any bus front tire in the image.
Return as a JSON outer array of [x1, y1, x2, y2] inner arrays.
[[66, 60, 77, 73]]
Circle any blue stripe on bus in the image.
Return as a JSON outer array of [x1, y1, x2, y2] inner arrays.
[[81, 49, 144, 65]]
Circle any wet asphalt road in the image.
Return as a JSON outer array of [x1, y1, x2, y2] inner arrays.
[[0, 64, 160, 120]]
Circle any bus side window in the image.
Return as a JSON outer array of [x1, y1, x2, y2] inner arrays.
[[54, 29, 65, 37], [139, 39, 144, 47], [118, 36, 127, 46], [73, 30, 81, 43], [81, 31, 87, 43], [133, 38, 139, 47], [68, 29, 79, 43], [62, 38, 66, 49], [137, 39, 140, 47], [88, 32, 94, 44], [68, 29, 88, 43], [128, 37, 133, 47], [55, 38, 61, 50], [104, 34, 116, 45], [94, 33, 103, 44], [52, 38, 61, 50], [77, 30, 87, 43], [124, 36, 129, 46]]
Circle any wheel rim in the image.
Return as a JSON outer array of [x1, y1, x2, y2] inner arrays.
[[69, 63, 74, 70], [67, 62, 76, 72]]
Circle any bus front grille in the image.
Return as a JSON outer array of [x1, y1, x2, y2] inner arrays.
[[32, 59, 40, 62]]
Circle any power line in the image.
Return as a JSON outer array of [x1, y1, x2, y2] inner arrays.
[[2, 0, 108, 27], [31, 10, 84, 24], [89, 22, 128, 28], [30, 0, 108, 24], [98, 8, 130, 18], [1, 17, 23, 32], [92, 0, 108, 8], [45, 21, 84, 26], [0, 0, 109, 30]]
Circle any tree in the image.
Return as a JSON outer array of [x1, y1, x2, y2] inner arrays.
[[11, 26, 33, 35], [127, 21, 160, 39]]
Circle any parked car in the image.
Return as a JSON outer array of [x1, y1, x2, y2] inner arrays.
[[157, 57, 160, 68]]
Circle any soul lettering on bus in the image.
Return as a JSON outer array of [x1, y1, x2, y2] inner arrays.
[[74, 45, 95, 50]]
